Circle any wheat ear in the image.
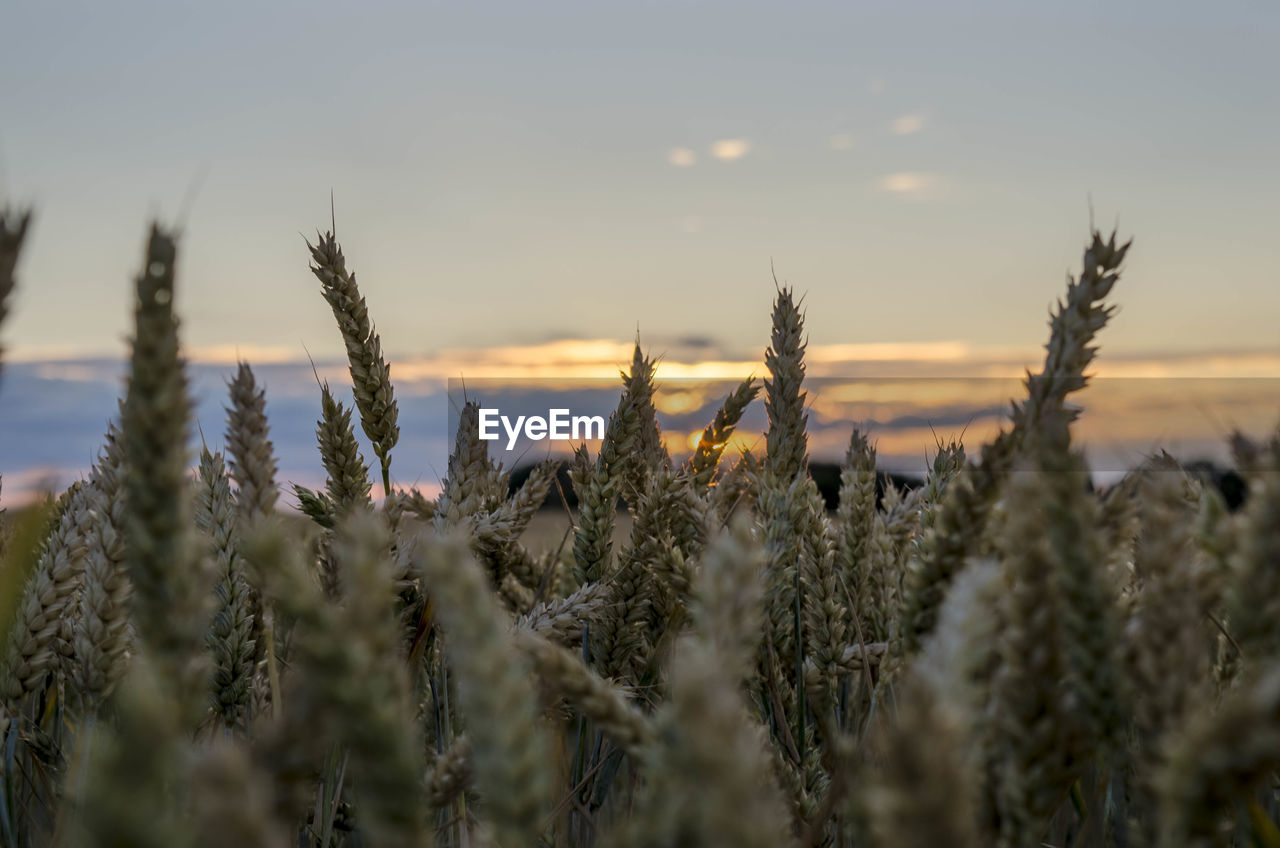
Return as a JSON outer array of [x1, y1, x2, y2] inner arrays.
[[687, 376, 758, 491], [1, 481, 93, 709], [1158, 663, 1280, 848], [901, 230, 1129, 653], [988, 458, 1077, 847], [1225, 436, 1280, 667], [121, 222, 211, 723], [435, 401, 504, 527], [571, 386, 641, 586], [865, 677, 981, 848], [648, 636, 793, 848], [1034, 416, 1129, 756], [0, 205, 32, 376], [71, 422, 132, 711], [248, 515, 425, 846], [1014, 229, 1130, 437], [188, 740, 286, 847], [516, 629, 655, 758], [196, 448, 256, 731], [225, 362, 279, 520], [415, 534, 552, 846], [75, 658, 192, 848], [619, 341, 668, 500], [317, 381, 373, 512], [690, 517, 766, 682], [427, 734, 472, 810], [328, 511, 424, 845], [515, 581, 611, 646], [1124, 465, 1214, 835], [0, 206, 30, 318], [762, 286, 808, 485], [307, 230, 399, 493]]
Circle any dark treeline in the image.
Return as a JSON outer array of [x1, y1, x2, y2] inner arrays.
[[508, 459, 1248, 513]]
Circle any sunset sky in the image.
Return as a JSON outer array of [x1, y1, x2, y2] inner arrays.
[[3, 0, 1279, 502]]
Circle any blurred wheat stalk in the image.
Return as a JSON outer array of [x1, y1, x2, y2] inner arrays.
[[0, 207, 1277, 848]]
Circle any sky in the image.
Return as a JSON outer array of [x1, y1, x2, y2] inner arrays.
[[2, 0, 1279, 502]]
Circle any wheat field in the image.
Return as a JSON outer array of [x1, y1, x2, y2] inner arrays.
[[1, 205, 1278, 848]]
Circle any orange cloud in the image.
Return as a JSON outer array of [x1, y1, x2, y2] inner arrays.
[[877, 172, 935, 196], [710, 139, 751, 161], [667, 147, 696, 167]]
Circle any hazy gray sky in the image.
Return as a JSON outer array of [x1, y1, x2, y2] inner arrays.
[[4, 0, 1279, 362]]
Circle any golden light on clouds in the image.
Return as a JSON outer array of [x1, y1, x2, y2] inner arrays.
[[189, 344, 304, 364], [667, 147, 696, 166], [361, 340, 760, 385], [10, 339, 1280, 509], [12, 343, 306, 365], [812, 378, 1014, 411], [653, 360, 761, 380], [806, 341, 1030, 364], [1092, 353, 1280, 379], [391, 339, 638, 383], [192, 337, 1280, 389], [655, 387, 715, 416], [710, 139, 751, 161], [407, 338, 1280, 472], [892, 114, 926, 135]]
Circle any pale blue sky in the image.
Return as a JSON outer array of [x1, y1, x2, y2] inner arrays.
[[3, 0, 1279, 362]]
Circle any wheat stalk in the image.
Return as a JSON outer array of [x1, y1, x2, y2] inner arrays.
[[307, 230, 399, 493], [120, 224, 215, 724]]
